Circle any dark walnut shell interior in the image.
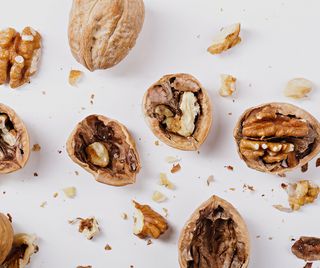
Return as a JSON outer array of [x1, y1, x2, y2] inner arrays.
[[178, 195, 250, 268], [234, 103, 320, 174], [66, 115, 140, 186], [143, 73, 212, 151], [0, 103, 30, 174]]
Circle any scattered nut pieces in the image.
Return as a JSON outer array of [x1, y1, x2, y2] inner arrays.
[[272, 204, 292, 213], [31, 144, 41, 152], [207, 23, 241, 55], [287, 180, 319, 211], [133, 201, 168, 239], [152, 191, 167, 203], [69, 70, 83, 86], [284, 78, 313, 99], [171, 163, 181, 173], [292, 237, 320, 261], [159, 173, 174, 189], [63, 186, 77, 198], [206, 175, 214, 186], [104, 244, 112, 251], [69, 217, 100, 240], [219, 74, 237, 97], [121, 213, 128, 220]]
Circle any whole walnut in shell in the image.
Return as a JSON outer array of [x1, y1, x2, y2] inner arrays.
[[68, 0, 145, 71], [0, 104, 30, 174], [234, 103, 320, 174], [178, 195, 250, 268], [0, 213, 13, 265]]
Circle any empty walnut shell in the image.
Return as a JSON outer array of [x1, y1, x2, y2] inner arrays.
[[68, 0, 145, 71], [178, 195, 250, 268], [0, 104, 30, 174], [66, 115, 141, 186], [0, 213, 14, 264], [143, 73, 212, 151], [234, 103, 320, 174]]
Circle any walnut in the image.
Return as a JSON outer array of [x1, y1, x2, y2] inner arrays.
[[68, 0, 144, 71], [292, 237, 320, 261], [2, 233, 39, 268], [0, 213, 14, 265], [143, 74, 212, 151], [207, 23, 241, 55], [234, 103, 320, 174], [69, 217, 100, 240], [68, 70, 83, 86], [0, 104, 30, 174], [178, 195, 250, 268], [133, 201, 168, 239], [0, 27, 41, 88], [284, 78, 313, 99], [286, 180, 319, 211], [66, 115, 140, 186], [219, 74, 236, 97]]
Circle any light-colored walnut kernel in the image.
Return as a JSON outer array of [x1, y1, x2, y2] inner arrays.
[[159, 173, 174, 189], [69, 70, 83, 86], [152, 191, 167, 203], [63, 187, 77, 198], [85, 142, 109, 168], [219, 74, 237, 97], [284, 78, 313, 99]]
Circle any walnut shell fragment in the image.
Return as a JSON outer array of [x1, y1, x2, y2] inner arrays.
[[66, 115, 140, 186], [0, 104, 30, 174], [234, 103, 320, 174], [178, 195, 250, 268], [292, 237, 320, 261], [68, 0, 145, 71], [0, 213, 14, 264], [143, 74, 212, 151], [2, 233, 38, 268], [133, 201, 168, 239]]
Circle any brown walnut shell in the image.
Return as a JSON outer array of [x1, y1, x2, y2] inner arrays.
[[178, 195, 250, 268], [0, 104, 30, 174], [68, 0, 145, 71], [234, 102, 320, 174], [66, 114, 141, 186], [142, 73, 212, 151], [0, 213, 14, 265]]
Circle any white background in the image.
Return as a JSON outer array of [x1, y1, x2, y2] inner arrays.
[[1, 0, 320, 267]]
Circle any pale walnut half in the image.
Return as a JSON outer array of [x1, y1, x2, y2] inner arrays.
[[68, 0, 145, 71], [0, 104, 30, 174], [234, 103, 320, 174], [66, 115, 141, 186], [0, 27, 41, 88], [143, 73, 212, 151], [178, 195, 250, 268], [0, 213, 14, 265]]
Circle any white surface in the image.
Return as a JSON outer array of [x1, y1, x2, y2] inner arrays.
[[1, 0, 320, 267]]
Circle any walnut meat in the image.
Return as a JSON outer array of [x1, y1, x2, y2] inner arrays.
[[234, 103, 320, 174], [0, 213, 14, 265], [68, 0, 145, 71], [143, 74, 212, 151], [178, 195, 250, 268], [66, 115, 140, 186], [292, 237, 320, 261], [0, 104, 30, 174], [0, 27, 41, 88]]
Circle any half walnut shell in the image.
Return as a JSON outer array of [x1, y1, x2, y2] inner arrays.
[[0, 104, 30, 174], [143, 74, 212, 151], [178, 195, 250, 268], [0, 213, 13, 265], [66, 115, 141, 186], [234, 103, 320, 174]]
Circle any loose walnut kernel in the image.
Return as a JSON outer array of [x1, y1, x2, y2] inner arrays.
[[219, 74, 236, 97], [70, 217, 100, 240], [69, 70, 83, 86], [133, 201, 168, 239], [85, 142, 109, 168], [284, 78, 313, 99]]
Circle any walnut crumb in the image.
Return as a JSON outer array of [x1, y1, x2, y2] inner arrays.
[[40, 201, 47, 208], [224, 165, 234, 171], [33, 172, 38, 177], [171, 163, 181, 173], [69, 217, 100, 240], [53, 192, 58, 198], [69, 70, 83, 86], [243, 184, 255, 192], [159, 173, 174, 189], [104, 244, 112, 251], [6, 213, 12, 223], [301, 163, 308, 173], [154, 140, 160, 146], [152, 191, 167, 203], [121, 213, 128, 220], [147, 239, 152, 245], [32, 144, 41, 152], [63, 187, 76, 198], [316, 158, 320, 167], [207, 175, 214, 186], [165, 156, 180, 164], [162, 208, 168, 218]]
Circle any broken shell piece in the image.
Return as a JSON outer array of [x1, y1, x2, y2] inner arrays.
[[70, 217, 100, 240], [66, 115, 140, 186], [143, 73, 212, 151], [133, 201, 168, 239], [284, 78, 313, 99], [2, 233, 38, 268], [69, 70, 83, 86], [292, 236, 320, 261], [207, 23, 241, 55], [219, 74, 237, 97], [234, 103, 320, 174], [178, 195, 250, 268], [0, 104, 30, 174]]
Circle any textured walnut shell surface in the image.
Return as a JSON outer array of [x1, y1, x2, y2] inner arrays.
[[142, 73, 212, 151], [234, 102, 320, 174], [0, 213, 14, 265], [68, 0, 145, 71], [66, 114, 141, 186], [0, 104, 30, 174], [178, 195, 250, 268]]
